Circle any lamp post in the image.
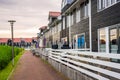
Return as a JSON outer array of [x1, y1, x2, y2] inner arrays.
[[8, 20, 16, 66]]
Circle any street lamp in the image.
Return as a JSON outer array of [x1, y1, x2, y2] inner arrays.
[[8, 20, 16, 66]]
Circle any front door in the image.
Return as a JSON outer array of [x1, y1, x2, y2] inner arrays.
[[77, 35, 85, 49]]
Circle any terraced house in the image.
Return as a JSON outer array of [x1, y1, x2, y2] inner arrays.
[[61, 0, 120, 53], [92, 0, 120, 53], [40, 0, 120, 53], [48, 11, 61, 48], [61, 0, 90, 49]]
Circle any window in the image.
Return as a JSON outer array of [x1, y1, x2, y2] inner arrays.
[[99, 28, 106, 52], [109, 28, 117, 53], [73, 9, 76, 24], [61, 0, 67, 9], [80, 3, 84, 19], [70, 13, 74, 26], [98, 0, 119, 11], [55, 26, 57, 33], [63, 17, 65, 29], [76, 9, 80, 23], [80, 0, 89, 19], [66, 15, 69, 27], [58, 23, 61, 32], [84, 0, 89, 17], [117, 0, 120, 2]]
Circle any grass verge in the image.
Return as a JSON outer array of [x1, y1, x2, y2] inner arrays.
[[0, 51, 24, 80]]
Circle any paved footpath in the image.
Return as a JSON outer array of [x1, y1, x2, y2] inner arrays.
[[9, 51, 66, 80]]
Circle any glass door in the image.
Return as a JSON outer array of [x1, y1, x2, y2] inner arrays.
[[109, 28, 118, 53], [117, 27, 120, 53], [77, 35, 85, 49]]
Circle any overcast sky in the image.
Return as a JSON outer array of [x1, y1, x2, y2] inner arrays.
[[0, 0, 61, 38]]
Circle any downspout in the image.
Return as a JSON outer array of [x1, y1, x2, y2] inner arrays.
[[69, 14, 72, 48], [89, 0, 92, 52]]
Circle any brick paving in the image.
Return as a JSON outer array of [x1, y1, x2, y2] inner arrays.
[[9, 51, 66, 80]]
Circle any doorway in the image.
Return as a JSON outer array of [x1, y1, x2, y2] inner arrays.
[[109, 26, 120, 54]]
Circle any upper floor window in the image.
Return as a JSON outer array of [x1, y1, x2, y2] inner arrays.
[[98, 0, 120, 11], [80, 0, 89, 19], [61, 0, 74, 9], [66, 15, 69, 27], [70, 13, 74, 26], [76, 9, 80, 23], [61, 0, 66, 9]]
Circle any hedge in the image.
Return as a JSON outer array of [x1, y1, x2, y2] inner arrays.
[[0, 46, 23, 70]]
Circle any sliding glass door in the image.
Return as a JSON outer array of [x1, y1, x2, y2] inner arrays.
[[109, 26, 120, 54], [109, 28, 118, 53]]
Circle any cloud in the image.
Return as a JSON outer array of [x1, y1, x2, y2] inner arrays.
[[0, 0, 61, 38]]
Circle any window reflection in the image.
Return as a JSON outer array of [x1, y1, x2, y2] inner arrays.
[[110, 28, 118, 53], [99, 28, 106, 52]]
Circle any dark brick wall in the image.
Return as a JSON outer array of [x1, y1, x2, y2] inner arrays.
[[71, 18, 90, 48], [91, 0, 120, 51]]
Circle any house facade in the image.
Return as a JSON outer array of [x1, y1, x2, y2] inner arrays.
[[61, 0, 120, 53], [48, 12, 61, 46], [61, 0, 90, 49], [92, 0, 120, 53], [40, 0, 120, 53]]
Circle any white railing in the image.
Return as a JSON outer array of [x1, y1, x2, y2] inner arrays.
[[44, 48, 120, 80]]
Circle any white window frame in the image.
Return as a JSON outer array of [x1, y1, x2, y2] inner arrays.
[[71, 13, 74, 26], [76, 9, 80, 23], [84, 2, 89, 18], [63, 17, 65, 29], [67, 15, 69, 27], [97, 0, 119, 11], [58, 23, 61, 32], [98, 27, 109, 53]]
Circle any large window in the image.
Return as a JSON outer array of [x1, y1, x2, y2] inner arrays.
[[98, 24, 120, 54], [99, 28, 106, 52], [98, 0, 120, 11]]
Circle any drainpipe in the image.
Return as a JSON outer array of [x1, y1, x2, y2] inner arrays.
[[69, 14, 72, 48], [89, 0, 92, 52]]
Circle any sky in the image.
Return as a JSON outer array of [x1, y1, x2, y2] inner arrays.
[[0, 0, 61, 38]]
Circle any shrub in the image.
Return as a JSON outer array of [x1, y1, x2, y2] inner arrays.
[[0, 46, 23, 70]]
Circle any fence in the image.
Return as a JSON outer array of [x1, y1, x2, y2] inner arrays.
[[38, 48, 120, 80]]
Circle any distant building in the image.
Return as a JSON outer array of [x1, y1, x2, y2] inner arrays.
[[39, 26, 48, 48], [48, 11, 61, 48], [0, 38, 32, 48]]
